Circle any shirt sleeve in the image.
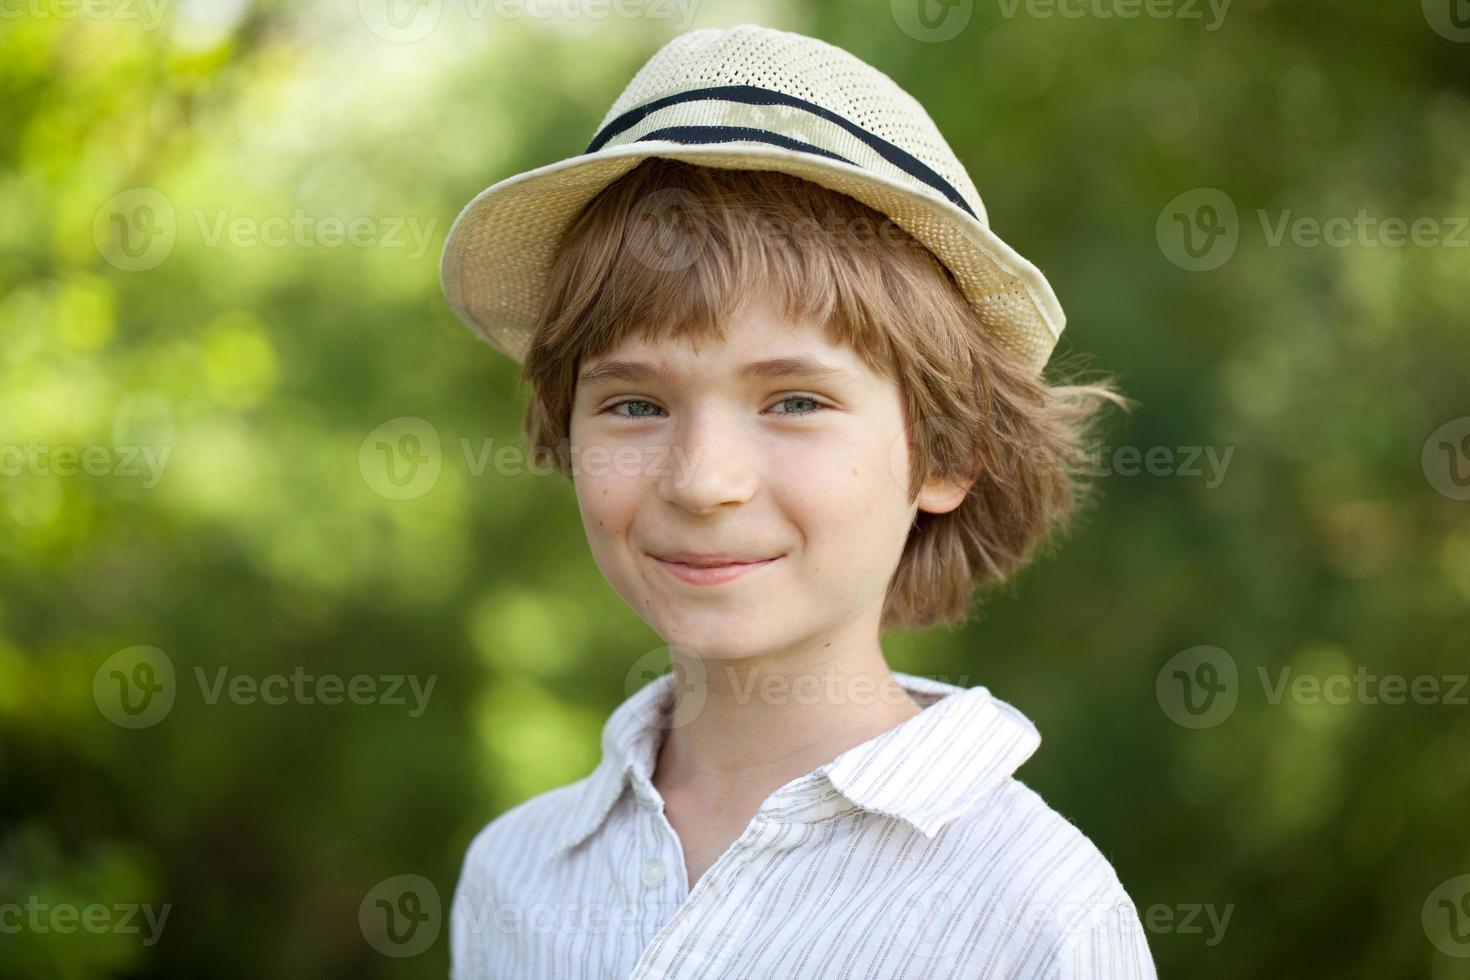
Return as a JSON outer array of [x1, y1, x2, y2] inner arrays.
[[448, 868, 475, 980], [1055, 898, 1158, 979], [449, 837, 491, 980]]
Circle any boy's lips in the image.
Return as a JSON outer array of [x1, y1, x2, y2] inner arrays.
[[652, 551, 782, 567], [648, 552, 783, 585]]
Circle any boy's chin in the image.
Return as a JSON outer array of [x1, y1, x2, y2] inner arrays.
[[652, 621, 793, 663]]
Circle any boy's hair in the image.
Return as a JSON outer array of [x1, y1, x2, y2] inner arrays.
[[519, 158, 1132, 632]]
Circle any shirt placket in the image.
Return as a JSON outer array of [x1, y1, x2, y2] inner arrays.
[[627, 775, 687, 947], [625, 773, 828, 979], [628, 813, 772, 979]]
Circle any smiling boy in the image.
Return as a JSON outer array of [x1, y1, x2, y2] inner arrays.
[[439, 23, 1155, 979]]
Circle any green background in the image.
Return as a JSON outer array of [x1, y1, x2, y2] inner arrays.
[[2, 0, 1468, 976]]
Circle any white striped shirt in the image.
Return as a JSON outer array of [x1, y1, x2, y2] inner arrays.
[[450, 671, 1157, 979]]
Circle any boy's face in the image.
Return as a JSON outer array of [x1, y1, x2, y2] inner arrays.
[[568, 296, 969, 662]]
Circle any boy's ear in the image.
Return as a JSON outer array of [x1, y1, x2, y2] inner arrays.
[[914, 463, 978, 516]]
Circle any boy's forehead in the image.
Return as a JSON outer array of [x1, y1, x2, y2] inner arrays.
[[577, 310, 869, 383]]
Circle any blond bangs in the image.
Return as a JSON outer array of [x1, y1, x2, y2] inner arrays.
[[525, 161, 916, 390]]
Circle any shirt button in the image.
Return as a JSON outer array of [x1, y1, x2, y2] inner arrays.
[[641, 858, 666, 888]]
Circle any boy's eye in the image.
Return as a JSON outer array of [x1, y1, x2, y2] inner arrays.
[[767, 394, 826, 415], [603, 398, 664, 419], [600, 395, 829, 420]]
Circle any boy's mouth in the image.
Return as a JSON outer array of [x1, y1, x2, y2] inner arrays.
[[652, 551, 781, 567], [648, 552, 783, 586]]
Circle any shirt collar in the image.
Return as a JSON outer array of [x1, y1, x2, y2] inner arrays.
[[546, 669, 1041, 859]]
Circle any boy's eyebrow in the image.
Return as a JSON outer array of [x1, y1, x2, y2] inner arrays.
[[577, 355, 855, 388]]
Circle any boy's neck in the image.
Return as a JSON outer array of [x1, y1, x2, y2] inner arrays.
[[650, 632, 924, 815]]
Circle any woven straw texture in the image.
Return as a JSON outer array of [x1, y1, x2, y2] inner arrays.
[[440, 24, 1066, 372]]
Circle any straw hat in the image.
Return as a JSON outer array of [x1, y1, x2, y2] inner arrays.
[[439, 23, 1066, 372]]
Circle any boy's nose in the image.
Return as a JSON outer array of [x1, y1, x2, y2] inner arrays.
[[658, 411, 760, 514]]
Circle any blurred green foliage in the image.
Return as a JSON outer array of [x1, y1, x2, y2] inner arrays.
[[1, 1, 1468, 977]]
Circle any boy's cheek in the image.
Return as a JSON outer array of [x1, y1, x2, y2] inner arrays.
[[572, 468, 633, 528], [785, 452, 910, 519], [570, 437, 673, 488]]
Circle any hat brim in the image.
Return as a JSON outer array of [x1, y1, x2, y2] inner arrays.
[[439, 140, 1065, 371]]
